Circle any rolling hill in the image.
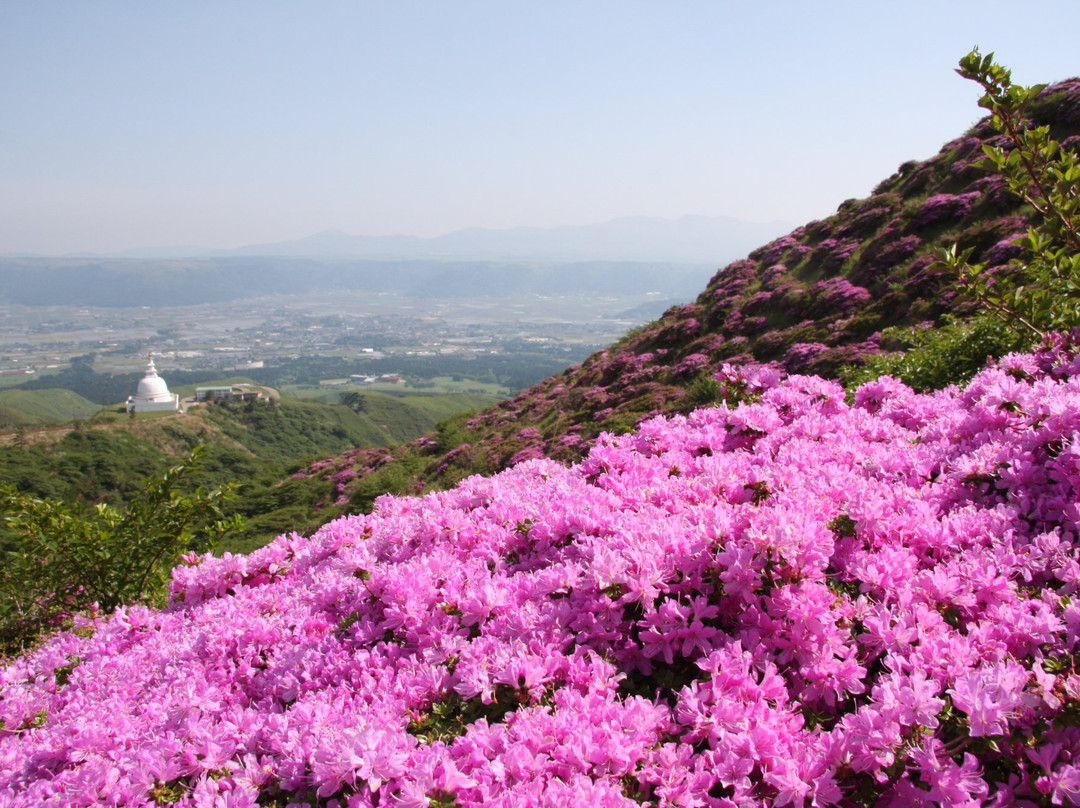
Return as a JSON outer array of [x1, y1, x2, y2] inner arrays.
[[0, 388, 498, 552], [0, 389, 101, 427]]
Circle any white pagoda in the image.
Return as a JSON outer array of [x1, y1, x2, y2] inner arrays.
[[125, 353, 180, 413]]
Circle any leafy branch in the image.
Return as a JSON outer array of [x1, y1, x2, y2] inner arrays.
[[939, 48, 1080, 340]]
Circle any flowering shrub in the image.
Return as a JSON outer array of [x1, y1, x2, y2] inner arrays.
[[671, 353, 711, 381], [782, 341, 830, 372], [740, 289, 778, 316], [507, 447, 544, 466], [971, 174, 1018, 211], [760, 263, 788, 289], [909, 192, 982, 230], [6, 347, 1080, 806], [805, 278, 872, 318], [808, 237, 860, 272], [835, 202, 894, 239], [851, 233, 922, 286], [332, 468, 358, 492], [1031, 78, 1080, 127], [983, 233, 1027, 267], [785, 244, 812, 266], [758, 236, 801, 268]]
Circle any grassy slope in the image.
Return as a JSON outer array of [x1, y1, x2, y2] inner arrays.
[[356, 391, 500, 443], [0, 389, 101, 426]]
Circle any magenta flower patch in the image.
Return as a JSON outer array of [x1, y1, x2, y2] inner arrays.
[[4, 348, 1080, 806]]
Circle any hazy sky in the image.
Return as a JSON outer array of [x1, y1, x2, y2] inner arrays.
[[3, 1, 1079, 255]]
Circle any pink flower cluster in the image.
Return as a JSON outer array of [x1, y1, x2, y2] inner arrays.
[[909, 192, 982, 230], [4, 348, 1080, 806]]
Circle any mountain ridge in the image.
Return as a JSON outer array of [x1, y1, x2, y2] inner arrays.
[[1, 214, 792, 262], [0, 256, 720, 308]]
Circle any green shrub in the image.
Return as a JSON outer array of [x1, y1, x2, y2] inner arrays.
[[0, 448, 239, 655], [841, 316, 1024, 391], [686, 373, 722, 406]]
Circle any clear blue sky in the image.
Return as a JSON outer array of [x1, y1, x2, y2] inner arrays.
[[2, 1, 1079, 255]]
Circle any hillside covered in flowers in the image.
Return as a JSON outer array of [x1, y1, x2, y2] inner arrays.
[[292, 79, 1080, 514], [4, 338, 1080, 805]]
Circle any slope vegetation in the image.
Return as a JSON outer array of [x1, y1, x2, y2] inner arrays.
[[0, 391, 495, 552]]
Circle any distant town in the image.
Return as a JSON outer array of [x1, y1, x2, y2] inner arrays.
[[0, 288, 672, 393]]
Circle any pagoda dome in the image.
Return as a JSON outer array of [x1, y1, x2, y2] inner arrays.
[[137, 366, 171, 401], [126, 353, 180, 413]]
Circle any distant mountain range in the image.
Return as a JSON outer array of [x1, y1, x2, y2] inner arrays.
[[13, 215, 793, 263], [0, 256, 725, 308]]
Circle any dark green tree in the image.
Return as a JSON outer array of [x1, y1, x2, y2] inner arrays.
[[340, 390, 368, 412]]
